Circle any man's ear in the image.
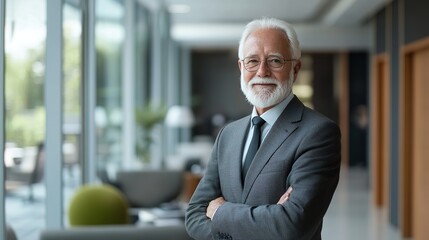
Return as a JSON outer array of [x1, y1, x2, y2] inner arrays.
[[293, 60, 301, 80], [238, 59, 243, 71]]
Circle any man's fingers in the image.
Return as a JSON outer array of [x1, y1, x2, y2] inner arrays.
[[206, 197, 225, 219], [277, 194, 288, 204], [277, 186, 293, 204]]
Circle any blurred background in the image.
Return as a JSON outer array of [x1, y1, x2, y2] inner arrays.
[[0, 0, 428, 239]]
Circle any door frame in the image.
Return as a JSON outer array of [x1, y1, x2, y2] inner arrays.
[[371, 53, 390, 209]]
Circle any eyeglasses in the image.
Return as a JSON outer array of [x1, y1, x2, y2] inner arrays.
[[240, 56, 296, 72]]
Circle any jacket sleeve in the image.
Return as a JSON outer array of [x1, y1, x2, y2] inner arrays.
[[210, 121, 341, 240], [185, 128, 224, 240]]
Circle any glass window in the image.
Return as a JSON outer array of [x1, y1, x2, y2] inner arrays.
[[293, 54, 314, 108], [95, 0, 125, 177], [62, 0, 83, 224], [4, 0, 152, 235], [134, 6, 150, 113], [4, 0, 47, 238]]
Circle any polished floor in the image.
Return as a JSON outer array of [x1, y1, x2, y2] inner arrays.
[[322, 167, 403, 240], [6, 167, 403, 240]]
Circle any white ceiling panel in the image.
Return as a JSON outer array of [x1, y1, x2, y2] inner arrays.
[[140, 0, 391, 50], [166, 0, 330, 24], [323, 0, 393, 25]]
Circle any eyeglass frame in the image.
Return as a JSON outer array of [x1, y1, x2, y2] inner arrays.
[[239, 55, 297, 72]]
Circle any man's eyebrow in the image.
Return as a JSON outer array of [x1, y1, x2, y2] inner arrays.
[[243, 53, 285, 59], [268, 52, 284, 58], [243, 54, 258, 58]]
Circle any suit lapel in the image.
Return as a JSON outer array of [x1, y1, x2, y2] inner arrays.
[[227, 116, 250, 201], [242, 97, 304, 202]]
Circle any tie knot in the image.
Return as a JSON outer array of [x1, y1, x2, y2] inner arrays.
[[252, 116, 265, 127]]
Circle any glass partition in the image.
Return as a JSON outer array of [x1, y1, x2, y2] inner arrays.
[[62, 0, 83, 224], [3, 0, 153, 235], [4, 0, 47, 238], [95, 0, 125, 178], [293, 54, 314, 108]]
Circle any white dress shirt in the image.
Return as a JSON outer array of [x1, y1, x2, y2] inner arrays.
[[242, 94, 295, 165]]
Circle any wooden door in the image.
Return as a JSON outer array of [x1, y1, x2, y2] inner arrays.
[[401, 37, 429, 239], [411, 46, 429, 240]]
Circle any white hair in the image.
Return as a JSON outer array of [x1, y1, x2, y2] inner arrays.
[[238, 18, 301, 60]]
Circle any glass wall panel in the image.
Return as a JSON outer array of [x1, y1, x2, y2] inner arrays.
[[293, 54, 314, 108], [4, 0, 46, 239], [135, 6, 150, 109], [3, 0, 150, 235], [134, 5, 150, 167], [95, 0, 125, 177], [62, 0, 83, 225]]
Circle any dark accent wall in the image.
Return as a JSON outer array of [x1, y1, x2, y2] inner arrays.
[[404, 0, 429, 44], [389, 0, 400, 228], [376, 9, 386, 54], [191, 50, 250, 138], [311, 53, 338, 124], [372, 0, 401, 228], [348, 52, 369, 167]]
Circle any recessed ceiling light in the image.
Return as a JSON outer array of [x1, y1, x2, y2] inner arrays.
[[168, 4, 191, 14]]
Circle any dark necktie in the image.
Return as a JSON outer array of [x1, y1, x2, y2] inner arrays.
[[242, 116, 265, 181]]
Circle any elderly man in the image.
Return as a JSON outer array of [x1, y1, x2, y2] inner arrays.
[[185, 17, 341, 240]]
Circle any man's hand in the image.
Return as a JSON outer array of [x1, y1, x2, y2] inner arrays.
[[206, 197, 225, 220], [277, 186, 293, 204]]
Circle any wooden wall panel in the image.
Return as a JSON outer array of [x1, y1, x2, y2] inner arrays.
[[371, 54, 390, 208], [400, 51, 413, 238], [401, 36, 429, 239]]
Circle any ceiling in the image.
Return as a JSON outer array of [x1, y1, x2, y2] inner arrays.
[[141, 0, 393, 50]]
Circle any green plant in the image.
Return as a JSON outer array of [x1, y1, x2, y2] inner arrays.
[[135, 102, 167, 164], [6, 107, 45, 147], [68, 184, 130, 226]]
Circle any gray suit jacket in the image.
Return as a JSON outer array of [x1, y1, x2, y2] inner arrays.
[[185, 96, 341, 240]]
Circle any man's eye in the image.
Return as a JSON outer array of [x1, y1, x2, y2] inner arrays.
[[246, 59, 259, 64], [268, 58, 282, 63]]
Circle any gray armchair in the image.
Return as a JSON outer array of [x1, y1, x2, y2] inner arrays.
[[115, 170, 184, 208], [6, 142, 44, 202], [6, 224, 17, 240]]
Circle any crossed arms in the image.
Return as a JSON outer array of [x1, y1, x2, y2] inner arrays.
[[206, 186, 293, 220]]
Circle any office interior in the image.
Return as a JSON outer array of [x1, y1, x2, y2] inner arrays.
[[0, 0, 428, 239]]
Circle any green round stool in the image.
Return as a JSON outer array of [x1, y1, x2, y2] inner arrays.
[[68, 184, 130, 226]]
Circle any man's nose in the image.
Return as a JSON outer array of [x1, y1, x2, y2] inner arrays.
[[257, 60, 271, 77]]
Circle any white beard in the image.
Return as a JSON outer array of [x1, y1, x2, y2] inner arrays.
[[241, 71, 294, 109]]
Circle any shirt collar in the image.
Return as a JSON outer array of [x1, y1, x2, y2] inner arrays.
[[251, 93, 294, 126]]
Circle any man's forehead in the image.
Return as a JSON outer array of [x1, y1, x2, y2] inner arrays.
[[243, 30, 290, 51]]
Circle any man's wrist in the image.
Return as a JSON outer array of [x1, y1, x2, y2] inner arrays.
[[207, 197, 225, 220], [211, 205, 220, 219]]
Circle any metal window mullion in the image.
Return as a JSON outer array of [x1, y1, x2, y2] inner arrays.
[[166, 41, 179, 155], [150, 10, 162, 104], [45, 0, 64, 228], [180, 47, 191, 142], [82, 0, 96, 183], [149, 10, 163, 168], [0, 0, 6, 237]]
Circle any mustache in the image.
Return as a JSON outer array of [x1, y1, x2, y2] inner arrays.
[[248, 77, 278, 86]]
